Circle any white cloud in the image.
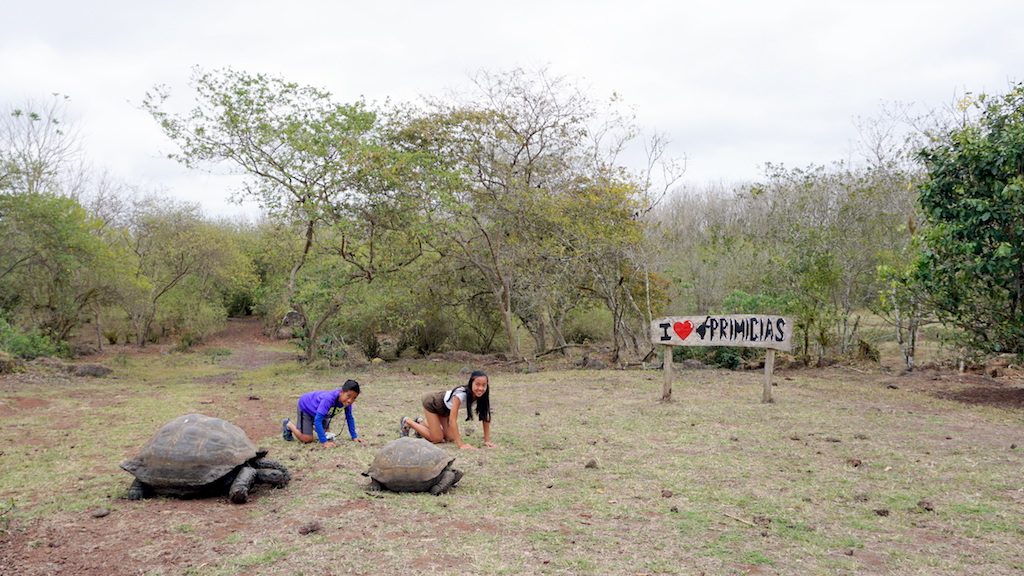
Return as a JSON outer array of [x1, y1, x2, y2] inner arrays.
[[3, 0, 1023, 215]]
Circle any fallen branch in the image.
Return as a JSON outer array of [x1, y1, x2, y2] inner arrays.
[[724, 513, 755, 527]]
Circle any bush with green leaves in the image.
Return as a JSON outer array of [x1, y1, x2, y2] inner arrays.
[[0, 317, 65, 360], [721, 290, 792, 314], [563, 307, 613, 345], [671, 344, 761, 369], [915, 82, 1024, 356], [399, 313, 453, 357]]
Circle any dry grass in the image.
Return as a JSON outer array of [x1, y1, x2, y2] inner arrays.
[[1, 332, 1023, 575]]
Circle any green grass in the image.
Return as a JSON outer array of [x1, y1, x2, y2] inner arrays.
[[1, 347, 1023, 575]]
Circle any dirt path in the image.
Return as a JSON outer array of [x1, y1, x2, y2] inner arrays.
[[199, 316, 296, 370]]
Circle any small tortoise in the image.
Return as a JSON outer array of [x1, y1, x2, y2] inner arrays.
[[120, 413, 290, 504], [363, 437, 464, 495]]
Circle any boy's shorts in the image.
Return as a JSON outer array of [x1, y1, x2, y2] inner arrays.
[[296, 408, 332, 436]]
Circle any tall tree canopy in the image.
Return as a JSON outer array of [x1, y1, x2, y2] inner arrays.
[[402, 67, 664, 359], [143, 68, 428, 359]]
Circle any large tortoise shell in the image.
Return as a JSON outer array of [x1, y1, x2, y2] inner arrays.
[[365, 437, 455, 491], [121, 413, 257, 488]]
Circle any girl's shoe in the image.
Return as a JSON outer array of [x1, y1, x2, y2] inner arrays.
[[399, 417, 411, 437], [412, 417, 424, 438]]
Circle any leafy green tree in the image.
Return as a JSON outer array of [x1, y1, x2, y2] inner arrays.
[[744, 162, 917, 360], [915, 82, 1024, 355], [0, 96, 117, 349], [144, 68, 428, 360], [874, 262, 932, 369], [0, 191, 110, 346], [112, 196, 254, 346], [404, 67, 672, 359]]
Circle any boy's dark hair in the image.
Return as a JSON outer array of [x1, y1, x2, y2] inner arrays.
[[453, 370, 490, 422], [342, 379, 361, 394]]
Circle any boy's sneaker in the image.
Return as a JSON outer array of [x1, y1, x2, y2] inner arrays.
[[282, 419, 294, 442], [324, 432, 337, 442]]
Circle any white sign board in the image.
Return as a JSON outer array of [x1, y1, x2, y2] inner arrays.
[[651, 315, 793, 352]]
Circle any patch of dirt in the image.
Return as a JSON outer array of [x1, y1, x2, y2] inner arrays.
[[199, 316, 299, 370], [871, 366, 1024, 410]]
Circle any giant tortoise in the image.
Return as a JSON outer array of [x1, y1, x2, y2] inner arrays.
[[363, 437, 464, 495], [120, 413, 290, 503]]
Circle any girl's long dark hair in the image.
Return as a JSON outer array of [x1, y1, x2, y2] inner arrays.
[[452, 370, 490, 422]]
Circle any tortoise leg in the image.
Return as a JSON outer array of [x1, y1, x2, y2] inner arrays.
[[430, 468, 462, 495], [367, 479, 384, 491], [127, 478, 152, 500], [229, 466, 257, 503]]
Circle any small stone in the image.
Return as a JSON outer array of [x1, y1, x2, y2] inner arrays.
[[91, 508, 111, 518], [584, 459, 598, 469], [661, 490, 673, 498], [298, 521, 321, 535]]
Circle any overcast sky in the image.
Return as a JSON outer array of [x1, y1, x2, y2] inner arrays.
[[2, 0, 1022, 217]]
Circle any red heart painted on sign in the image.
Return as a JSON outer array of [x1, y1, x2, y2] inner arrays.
[[673, 321, 693, 340]]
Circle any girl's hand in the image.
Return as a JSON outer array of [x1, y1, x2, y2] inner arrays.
[[459, 444, 477, 450], [353, 437, 367, 444], [484, 441, 497, 448]]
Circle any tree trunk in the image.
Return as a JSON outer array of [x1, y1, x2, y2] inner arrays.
[[495, 286, 520, 359]]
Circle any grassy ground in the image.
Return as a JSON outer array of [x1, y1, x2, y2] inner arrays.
[[1, 322, 1023, 575]]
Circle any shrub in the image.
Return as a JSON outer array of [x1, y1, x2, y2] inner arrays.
[[355, 326, 382, 361], [0, 317, 65, 360], [672, 345, 761, 369], [405, 315, 453, 356], [563, 308, 613, 345]]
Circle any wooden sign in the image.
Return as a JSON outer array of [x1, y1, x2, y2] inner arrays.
[[651, 315, 792, 351], [651, 315, 793, 404]]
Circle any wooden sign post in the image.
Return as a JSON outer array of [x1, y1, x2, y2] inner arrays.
[[651, 315, 793, 403]]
